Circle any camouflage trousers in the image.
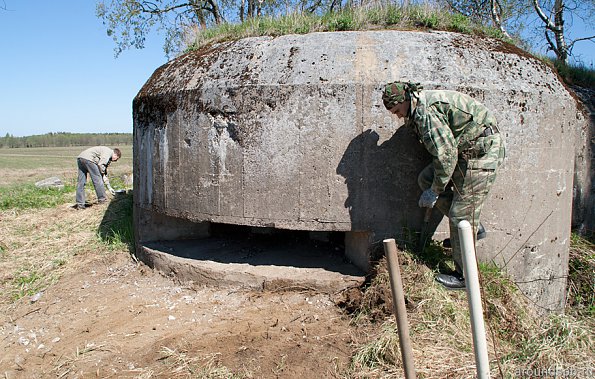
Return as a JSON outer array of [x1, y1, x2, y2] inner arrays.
[[418, 155, 499, 274]]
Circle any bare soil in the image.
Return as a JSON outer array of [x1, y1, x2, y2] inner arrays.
[[0, 251, 361, 378], [0, 202, 365, 379]]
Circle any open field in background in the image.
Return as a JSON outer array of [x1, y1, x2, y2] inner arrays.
[[0, 146, 133, 187]]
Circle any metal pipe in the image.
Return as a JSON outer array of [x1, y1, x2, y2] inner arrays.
[[383, 238, 416, 379], [458, 220, 491, 379]]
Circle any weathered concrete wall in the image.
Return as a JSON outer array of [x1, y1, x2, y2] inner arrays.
[[133, 30, 585, 312]]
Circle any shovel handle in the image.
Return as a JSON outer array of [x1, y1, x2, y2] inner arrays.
[[423, 207, 432, 222]]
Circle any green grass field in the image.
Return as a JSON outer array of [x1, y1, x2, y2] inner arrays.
[[0, 145, 133, 170], [0, 145, 133, 186]]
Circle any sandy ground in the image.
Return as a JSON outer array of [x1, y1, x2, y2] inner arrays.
[[0, 249, 360, 378], [0, 197, 366, 379]]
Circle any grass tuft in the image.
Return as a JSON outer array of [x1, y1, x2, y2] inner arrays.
[[567, 233, 595, 316], [158, 347, 248, 378], [351, 321, 402, 370], [12, 268, 45, 301], [552, 59, 595, 88], [0, 183, 75, 210]]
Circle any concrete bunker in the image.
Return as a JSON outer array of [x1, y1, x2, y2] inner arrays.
[[133, 30, 586, 311]]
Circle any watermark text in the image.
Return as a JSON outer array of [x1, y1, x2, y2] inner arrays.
[[516, 366, 594, 378]]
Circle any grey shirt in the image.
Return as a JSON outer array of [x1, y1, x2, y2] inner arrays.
[[78, 146, 114, 175]]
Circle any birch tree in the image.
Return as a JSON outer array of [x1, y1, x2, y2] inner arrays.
[[532, 0, 594, 63]]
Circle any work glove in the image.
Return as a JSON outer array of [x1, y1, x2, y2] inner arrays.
[[418, 188, 438, 208], [103, 175, 116, 195]]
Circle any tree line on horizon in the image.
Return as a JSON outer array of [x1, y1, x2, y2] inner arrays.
[[0, 132, 132, 149]]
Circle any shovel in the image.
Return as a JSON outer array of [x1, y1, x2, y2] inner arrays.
[[418, 207, 433, 253]]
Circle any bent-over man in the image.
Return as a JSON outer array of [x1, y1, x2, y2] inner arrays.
[[382, 82, 505, 289], [75, 146, 121, 210]]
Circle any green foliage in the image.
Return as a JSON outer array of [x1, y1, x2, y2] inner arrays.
[[12, 269, 45, 301], [328, 11, 356, 31], [448, 13, 472, 33], [552, 59, 595, 89], [384, 6, 403, 25], [0, 183, 75, 210], [96, 1, 160, 57], [479, 262, 517, 298], [567, 233, 595, 316], [419, 13, 439, 28]]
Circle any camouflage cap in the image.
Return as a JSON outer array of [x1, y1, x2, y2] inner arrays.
[[382, 81, 422, 109]]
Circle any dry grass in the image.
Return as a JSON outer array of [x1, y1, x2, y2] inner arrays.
[[0, 147, 133, 307], [346, 247, 595, 378], [566, 233, 595, 316], [153, 347, 250, 379], [0, 203, 111, 306], [53, 342, 110, 378]]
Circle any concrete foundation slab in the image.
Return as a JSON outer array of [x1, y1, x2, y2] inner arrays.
[[139, 238, 366, 294]]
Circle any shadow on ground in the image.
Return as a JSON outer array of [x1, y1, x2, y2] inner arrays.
[[98, 191, 134, 252]]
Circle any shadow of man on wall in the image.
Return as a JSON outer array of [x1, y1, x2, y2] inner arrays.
[[337, 124, 443, 261]]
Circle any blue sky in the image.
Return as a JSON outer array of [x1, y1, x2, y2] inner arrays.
[[1, 1, 167, 137], [1, 1, 593, 138]]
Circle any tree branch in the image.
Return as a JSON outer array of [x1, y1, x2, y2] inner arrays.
[[544, 29, 560, 57], [567, 35, 595, 55], [490, 0, 511, 38], [570, 35, 595, 45], [532, 0, 561, 32], [138, 1, 196, 15]]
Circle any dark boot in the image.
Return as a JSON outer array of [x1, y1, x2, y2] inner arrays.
[[443, 222, 486, 248], [435, 273, 466, 290]]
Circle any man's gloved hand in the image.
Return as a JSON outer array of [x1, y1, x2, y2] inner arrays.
[[103, 175, 116, 195], [418, 188, 439, 208]]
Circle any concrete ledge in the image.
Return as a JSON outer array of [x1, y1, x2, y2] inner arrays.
[[139, 238, 366, 294]]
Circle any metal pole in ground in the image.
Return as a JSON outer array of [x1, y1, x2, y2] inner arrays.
[[458, 220, 491, 379], [383, 238, 416, 379]]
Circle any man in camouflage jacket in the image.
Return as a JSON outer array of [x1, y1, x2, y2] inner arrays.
[[383, 82, 505, 289]]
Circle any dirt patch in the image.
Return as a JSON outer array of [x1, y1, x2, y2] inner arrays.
[[0, 198, 366, 378], [0, 247, 361, 378]]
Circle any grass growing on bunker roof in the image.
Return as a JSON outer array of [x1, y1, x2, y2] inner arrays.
[[185, 4, 509, 52]]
